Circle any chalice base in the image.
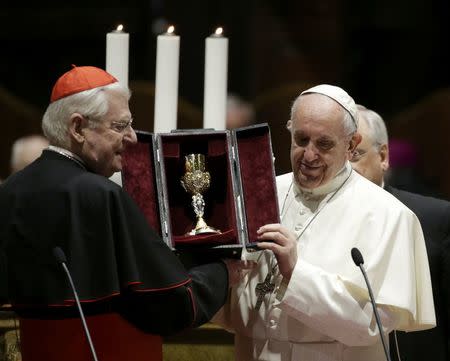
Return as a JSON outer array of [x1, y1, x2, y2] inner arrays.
[[187, 226, 222, 236], [186, 217, 222, 236]]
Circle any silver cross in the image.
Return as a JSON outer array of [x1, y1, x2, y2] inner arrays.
[[255, 270, 276, 310]]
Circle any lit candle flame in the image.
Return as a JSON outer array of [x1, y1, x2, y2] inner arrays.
[[116, 24, 124, 32], [215, 27, 223, 36], [167, 25, 175, 34]]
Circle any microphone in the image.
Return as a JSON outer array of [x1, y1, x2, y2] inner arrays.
[[351, 247, 392, 361], [53, 247, 99, 361]]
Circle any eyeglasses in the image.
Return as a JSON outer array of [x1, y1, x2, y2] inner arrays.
[[109, 118, 134, 134], [83, 115, 134, 134], [351, 148, 366, 162]]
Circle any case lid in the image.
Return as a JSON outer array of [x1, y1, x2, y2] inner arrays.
[[232, 123, 280, 247], [121, 131, 162, 236]]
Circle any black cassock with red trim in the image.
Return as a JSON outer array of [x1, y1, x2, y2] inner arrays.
[[0, 150, 228, 361]]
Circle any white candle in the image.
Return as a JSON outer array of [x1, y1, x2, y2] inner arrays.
[[106, 24, 129, 87], [203, 27, 228, 130], [154, 25, 180, 133], [107, 25, 129, 187]]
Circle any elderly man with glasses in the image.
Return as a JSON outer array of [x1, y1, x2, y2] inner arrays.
[[0, 66, 235, 361]]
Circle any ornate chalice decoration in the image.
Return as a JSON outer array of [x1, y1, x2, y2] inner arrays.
[[180, 154, 221, 236]]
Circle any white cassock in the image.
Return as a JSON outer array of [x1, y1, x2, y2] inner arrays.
[[214, 161, 435, 361]]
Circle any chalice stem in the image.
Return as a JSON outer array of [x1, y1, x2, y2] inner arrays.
[[192, 193, 205, 219], [191, 193, 219, 234]]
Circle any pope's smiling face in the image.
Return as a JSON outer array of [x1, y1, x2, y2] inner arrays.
[[289, 94, 357, 189]]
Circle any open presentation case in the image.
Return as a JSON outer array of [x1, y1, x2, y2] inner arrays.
[[121, 123, 280, 259]]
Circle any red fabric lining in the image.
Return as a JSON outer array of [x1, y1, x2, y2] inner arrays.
[[160, 133, 238, 245], [122, 141, 161, 234], [173, 229, 235, 245], [236, 127, 280, 242]]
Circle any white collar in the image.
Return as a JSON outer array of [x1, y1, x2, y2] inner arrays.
[[47, 145, 86, 169], [292, 161, 352, 200]]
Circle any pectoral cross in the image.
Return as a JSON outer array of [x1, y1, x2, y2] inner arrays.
[[255, 269, 276, 311]]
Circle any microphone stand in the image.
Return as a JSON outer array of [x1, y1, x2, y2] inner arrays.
[[353, 249, 392, 361], [54, 248, 99, 361]]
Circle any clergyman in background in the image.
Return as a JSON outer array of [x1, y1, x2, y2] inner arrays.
[[351, 104, 449, 361]]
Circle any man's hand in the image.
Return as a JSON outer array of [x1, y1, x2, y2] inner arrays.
[[256, 224, 298, 280], [222, 259, 256, 287]]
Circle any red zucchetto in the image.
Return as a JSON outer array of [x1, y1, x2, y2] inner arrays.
[[50, 65, 118, 102]]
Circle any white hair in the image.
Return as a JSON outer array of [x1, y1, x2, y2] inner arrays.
[[290, 94, 357, 135], [357, 104, 388, 148], [42, 82, 130, 148]]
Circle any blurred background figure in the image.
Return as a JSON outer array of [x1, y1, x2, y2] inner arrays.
[[386, 138, 440, 197], [10, 135, 49, 174], [226, 94, 255, 129]]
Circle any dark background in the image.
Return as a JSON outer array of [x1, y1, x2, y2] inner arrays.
[[2, 1, 450, 197]]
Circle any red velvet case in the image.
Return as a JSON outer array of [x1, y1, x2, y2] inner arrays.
[[121, 123, 280, 258]]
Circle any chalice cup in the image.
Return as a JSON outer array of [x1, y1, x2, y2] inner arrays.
[[180, 154, 221, 236]]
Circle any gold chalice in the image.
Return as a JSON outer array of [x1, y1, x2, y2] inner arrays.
[[180, 154, 221, 236]]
